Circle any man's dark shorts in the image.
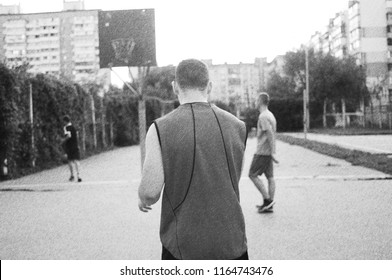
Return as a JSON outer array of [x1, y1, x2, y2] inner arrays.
[[162, 246, 249, 260], [249, 155, 273, 178], [65, 147, 80, 161]]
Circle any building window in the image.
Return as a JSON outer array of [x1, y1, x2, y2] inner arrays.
[[388, 38, 392, 46]]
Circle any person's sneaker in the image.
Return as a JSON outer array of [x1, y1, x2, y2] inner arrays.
[[259, 200, 275, 212], [77, 178, 82, 183], [259, 205, 274, 213], [69, 176, 74, 182]]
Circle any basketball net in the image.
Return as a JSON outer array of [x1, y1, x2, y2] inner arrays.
[[111, 38, 136, 65]]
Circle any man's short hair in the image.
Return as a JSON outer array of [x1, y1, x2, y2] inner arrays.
[[257, 92, 270, 106], [63, 115, 71, 123], [175, 59, 210, 91]]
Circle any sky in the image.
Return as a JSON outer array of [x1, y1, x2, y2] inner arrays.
[[2, 0, 350, 65]]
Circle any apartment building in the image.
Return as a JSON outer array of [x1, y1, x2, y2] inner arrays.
[[309, 0, 392, 108], [310, 31, 323, 53], [203, 58, 267, 108], [310, 12, 349, 58], [0, 4, 20, 14], [0, 2, 110, 85], [330, 11, 349, 58], [266, 55, 285, 77], [349, 0, 390, 106], [321, 28, 332, 54]]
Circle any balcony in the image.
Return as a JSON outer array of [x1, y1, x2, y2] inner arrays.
[[3, 20, 26, 28], [387, 15, 392, 25]]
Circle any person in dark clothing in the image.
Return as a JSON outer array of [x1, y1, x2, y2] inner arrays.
[[62, 115, 82, 182]]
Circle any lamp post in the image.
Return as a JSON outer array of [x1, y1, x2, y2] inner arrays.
[[304, 47, 310, 139], [29, 83, 35, 167]]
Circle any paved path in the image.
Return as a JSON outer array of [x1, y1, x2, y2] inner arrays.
[[285, 133, 392, 155], [1, 139, 391, 259]]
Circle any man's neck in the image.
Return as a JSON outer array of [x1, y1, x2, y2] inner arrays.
[[259, 106, 268, 113], [179, 93, 208, 105]]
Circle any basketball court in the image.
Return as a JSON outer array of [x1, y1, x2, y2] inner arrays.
[[1, 138, 391, 259]]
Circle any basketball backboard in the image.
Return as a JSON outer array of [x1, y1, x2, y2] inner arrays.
[[98, 9, 157, 68]]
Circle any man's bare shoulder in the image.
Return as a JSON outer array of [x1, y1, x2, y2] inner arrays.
[[258, 111, 270, 121]]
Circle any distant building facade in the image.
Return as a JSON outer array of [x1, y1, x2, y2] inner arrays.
[[309, 0, 392, 109], [203, 58, 268, 108], [63, 0, 85, 11], [0, 2, 110, 85], [0, 4, 21, 15], [265, 55, 285, 77], [310, 12, 349, 58], [330, 11, 349, 58]]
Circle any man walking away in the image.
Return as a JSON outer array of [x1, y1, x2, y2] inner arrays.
[[138, 59, 248, 260], [248, 92, 278, 213], [63, 115, 82, 182]]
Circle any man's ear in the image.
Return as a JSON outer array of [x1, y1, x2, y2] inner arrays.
[[206, 81, 213, 95], [172, 81, 180, 96]]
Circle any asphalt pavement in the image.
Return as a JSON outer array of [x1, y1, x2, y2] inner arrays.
[[1, 138, 391, 259]]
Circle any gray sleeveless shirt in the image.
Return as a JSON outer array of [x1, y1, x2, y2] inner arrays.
[[154, 102, 247, 259]]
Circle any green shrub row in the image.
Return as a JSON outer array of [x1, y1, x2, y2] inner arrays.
[[0, 64, 103, 179], [0, 63, 179, 180], [241, 99, 324, 132]]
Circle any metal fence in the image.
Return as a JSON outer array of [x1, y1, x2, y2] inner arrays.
[[324, 105, 392, 130]]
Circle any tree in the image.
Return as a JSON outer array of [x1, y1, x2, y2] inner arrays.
[[283, 48, 368, 104], [143, 66, 176, 100], [266, 70, 298, 99], [213, 100, 236, 115], [267, 48, 369, 128]]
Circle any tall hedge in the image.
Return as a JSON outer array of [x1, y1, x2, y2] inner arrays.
[[0, 63, 101, 179], [0, 64, 23, 178], [242, 98, 324, 132]]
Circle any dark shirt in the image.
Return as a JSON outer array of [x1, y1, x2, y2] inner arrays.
[[64, 124, 78, 150]]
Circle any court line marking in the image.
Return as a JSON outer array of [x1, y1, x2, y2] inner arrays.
[[2, 175, 391, 190], [243, 175, 392, 181], [0, 180, 129, 189], [131, 174, 392, 182]]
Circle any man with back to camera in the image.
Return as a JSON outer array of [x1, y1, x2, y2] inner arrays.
[[62, 115, 82, 182], [248, 92, 278, 213], [137, 59, 249, 260]]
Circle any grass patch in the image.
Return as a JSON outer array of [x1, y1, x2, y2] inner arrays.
[[309, 127, 392, 136], [277, 134, 392, 176]]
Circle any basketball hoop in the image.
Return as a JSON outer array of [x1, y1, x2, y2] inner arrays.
[[111, 38, 136, 65]]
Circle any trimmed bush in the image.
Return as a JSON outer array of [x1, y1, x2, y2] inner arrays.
[[0, 63, 105, 179], [242, 98, 324, 132]]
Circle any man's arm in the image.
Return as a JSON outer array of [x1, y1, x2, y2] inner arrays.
[[64, 126, 71, 139], [138, 123, 165, 212], [266, 129, 278, 158], [260, 117, 279, 163]]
